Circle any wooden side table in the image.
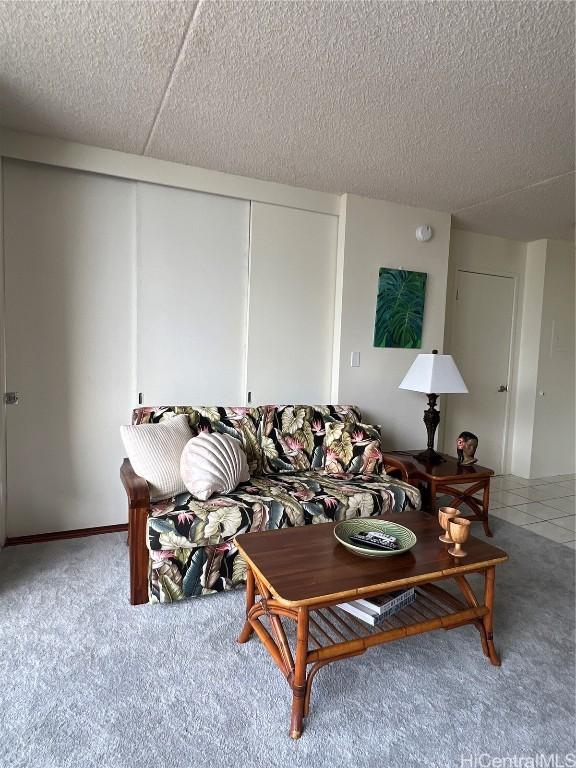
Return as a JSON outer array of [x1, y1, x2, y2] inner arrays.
[[382, 451, 495, 537]]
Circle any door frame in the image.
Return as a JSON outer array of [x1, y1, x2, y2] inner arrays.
[[0, 161, 6, 547], [441, 267, 520, 475]]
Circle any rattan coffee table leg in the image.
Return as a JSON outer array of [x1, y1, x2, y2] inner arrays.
[[289, 606, 309, 739], [237, 566, 255, 644], [483, 566, 500, 666]]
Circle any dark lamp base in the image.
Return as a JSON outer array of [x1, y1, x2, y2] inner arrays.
[[417, 393, 444, 465], [413, 448, 446, 465]]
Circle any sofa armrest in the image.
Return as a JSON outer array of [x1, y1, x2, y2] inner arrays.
[[121, 458, 150, 508], [120, 458, 151, 606], [381, 453, 412, 482]]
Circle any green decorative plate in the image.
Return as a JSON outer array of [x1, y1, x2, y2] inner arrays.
[[334, 519, 417, 558]]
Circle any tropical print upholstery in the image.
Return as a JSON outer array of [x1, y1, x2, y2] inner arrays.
[[132, 405, 264, 475], [323, 421, 383, 475], [259, 404, 361, 474], [147, 471, 421, 603], [128, 402, 423, 604]]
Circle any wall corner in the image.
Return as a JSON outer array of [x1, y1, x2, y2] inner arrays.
[[330, 194, 348, 402]]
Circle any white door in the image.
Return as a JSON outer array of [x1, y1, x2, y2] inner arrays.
[[442, 270, 515, 473], [137, 183, 250, 404], [246, 202, 338, 403], [3, 160, 135, 537]]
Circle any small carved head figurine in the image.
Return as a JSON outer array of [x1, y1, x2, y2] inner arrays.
[[457, 431, 478, 465]]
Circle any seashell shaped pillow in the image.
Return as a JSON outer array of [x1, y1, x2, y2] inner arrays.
[[180, 432, 250, 501]]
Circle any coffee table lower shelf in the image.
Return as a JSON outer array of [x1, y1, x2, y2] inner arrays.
[[306, 585, 488, 659], [237, 568, 501, 738]]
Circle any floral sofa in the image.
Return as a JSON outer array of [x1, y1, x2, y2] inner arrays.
[[121, 404, 421, 605]]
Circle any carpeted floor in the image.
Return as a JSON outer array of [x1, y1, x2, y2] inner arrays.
[[0, 517, 574, 768]]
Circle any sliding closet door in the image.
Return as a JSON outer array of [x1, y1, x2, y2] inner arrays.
[[137, 184, 249, 404], [247, 203, 338, 403], [4, 160, 135, 537]]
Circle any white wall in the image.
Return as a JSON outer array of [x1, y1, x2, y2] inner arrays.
[[0, 162, 5, 546], [4, 161, 135, 537], [0, 130, 572, 541], [0, 128, 339, 216], [333, 194, 451, 448], [0, 157, 340, 537], [511, 239, 575, 478], [444, 230, 526, 471], [446, 232, 575, 478], [511, 241, 547, 477], [530, 240, 575, 476], [247, 202, 338, 404], [137, 182, 250, 404]]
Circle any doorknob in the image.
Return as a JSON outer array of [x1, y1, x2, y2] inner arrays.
[[497, 385, 508, 393], [4, 392, 19, 405]]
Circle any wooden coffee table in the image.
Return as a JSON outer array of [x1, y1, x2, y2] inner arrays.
[[235, 510, 508, 738]]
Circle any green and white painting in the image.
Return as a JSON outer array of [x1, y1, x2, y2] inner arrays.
[[373, 268, 427, 349]]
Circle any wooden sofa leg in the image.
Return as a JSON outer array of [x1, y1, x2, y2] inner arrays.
[[129, 505, 150, 606], [121, 458, 151, 605]]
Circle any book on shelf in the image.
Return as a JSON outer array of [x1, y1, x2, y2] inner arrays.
[[354, 589, 415, 616], [338, 588, 415, 626]]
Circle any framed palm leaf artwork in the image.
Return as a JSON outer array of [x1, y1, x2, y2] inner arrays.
[[373, 268, 427, 348]]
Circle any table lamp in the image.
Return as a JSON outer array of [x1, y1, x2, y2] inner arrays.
[[399, 349, 468, 464]]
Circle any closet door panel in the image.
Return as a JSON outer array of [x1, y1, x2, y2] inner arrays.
[[137, 184, 249, 404], [247, 203, 338, 404], [4, 160, 135, 536]]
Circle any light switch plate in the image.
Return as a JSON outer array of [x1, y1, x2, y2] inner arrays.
[[351, 351, 360, 367]]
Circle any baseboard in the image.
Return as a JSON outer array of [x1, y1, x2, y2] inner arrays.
[[5, 523, 128, 546]]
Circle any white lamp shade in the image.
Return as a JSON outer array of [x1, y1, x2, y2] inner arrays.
[[399, 353, 468, 394]]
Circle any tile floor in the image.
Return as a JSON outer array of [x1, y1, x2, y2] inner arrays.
[[487, 473, 575, 548]]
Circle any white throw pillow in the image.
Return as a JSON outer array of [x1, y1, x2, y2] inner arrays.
[[120, 414, 193, 501], [180, 432, 250, 501]]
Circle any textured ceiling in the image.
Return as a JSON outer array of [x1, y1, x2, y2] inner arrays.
[[452, 173, 575, 243], [0, 0, 194, 151], [0, 0, 574, 242]]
